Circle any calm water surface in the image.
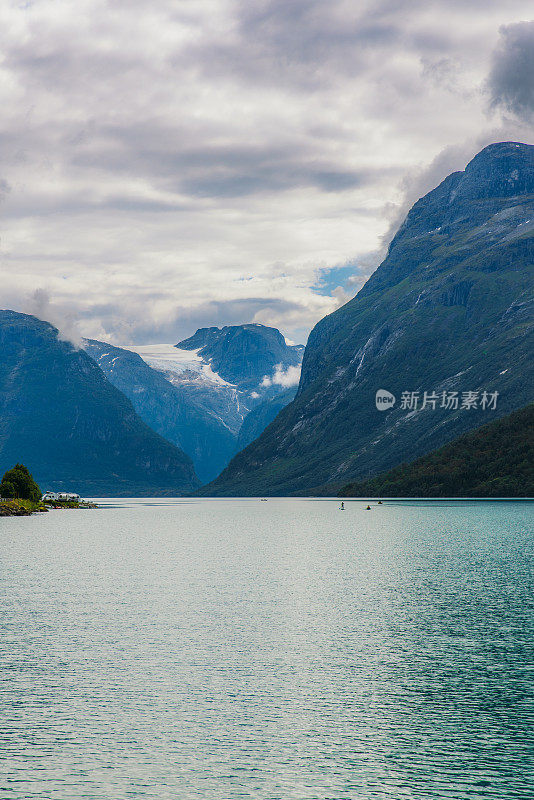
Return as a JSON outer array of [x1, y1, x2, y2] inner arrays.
[[0, 499, 532, 799]]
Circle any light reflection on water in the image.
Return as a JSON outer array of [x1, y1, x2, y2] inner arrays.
[[1, 499, 532, 799]]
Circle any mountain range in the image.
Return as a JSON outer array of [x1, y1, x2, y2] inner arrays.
[[1, 142, 532, 498], [84, 324, 303, 483], [202, 142, 534, 496], [175, 324, 304, 390]]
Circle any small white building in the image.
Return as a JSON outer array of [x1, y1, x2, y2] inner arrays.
[[43, 491, 82, 502]]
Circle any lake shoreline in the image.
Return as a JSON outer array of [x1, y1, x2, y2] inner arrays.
[[0, 499, 99, 516], [0, 500, 46, 516]]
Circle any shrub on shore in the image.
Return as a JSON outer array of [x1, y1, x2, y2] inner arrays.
[[0, 464, 41, 502]]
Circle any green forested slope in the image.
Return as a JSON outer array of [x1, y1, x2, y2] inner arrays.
[[339, 404, 533, 498]]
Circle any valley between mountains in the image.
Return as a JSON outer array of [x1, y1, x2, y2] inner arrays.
[[1, 142, 532, 496]]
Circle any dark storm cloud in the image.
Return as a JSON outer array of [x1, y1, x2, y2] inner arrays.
[[488, 21, 534, 119], [182, 0, 504, 93], [182, 0, 403, 90], [72, 134, 379, 198], [181, 166, 380, 198]]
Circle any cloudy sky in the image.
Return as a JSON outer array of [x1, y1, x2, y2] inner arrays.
[[0, 0, 533, 344]]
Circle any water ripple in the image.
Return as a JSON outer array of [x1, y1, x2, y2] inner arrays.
[[0, 499, 533, 799]]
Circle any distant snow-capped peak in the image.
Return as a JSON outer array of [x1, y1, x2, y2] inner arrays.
[[122, 344, 234, 387]]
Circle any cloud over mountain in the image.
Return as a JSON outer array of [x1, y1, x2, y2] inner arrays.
[[0, 1, 532, 343], [261, 364, 302, 389]]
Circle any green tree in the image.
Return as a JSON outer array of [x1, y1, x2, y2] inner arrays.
[[0, 464, 41, 502], [0, 481, 16, 499]]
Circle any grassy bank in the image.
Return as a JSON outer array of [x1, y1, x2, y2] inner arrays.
[[0, 498, 98, 516], [0, 499, 49, 516]]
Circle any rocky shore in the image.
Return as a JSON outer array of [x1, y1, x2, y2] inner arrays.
[[0, 500, 48, 517], [0, 499, 99, 516]]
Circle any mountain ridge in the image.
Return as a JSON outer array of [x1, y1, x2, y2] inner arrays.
[[84, 323, 304, 482], [177, 323, 304, 389], [0, 311, 200, 496], [200, 141, 534, 496], [83, 339, 237, 483]]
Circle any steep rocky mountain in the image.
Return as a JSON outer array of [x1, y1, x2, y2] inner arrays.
[[0, 311, 199, 496], [339, 403, 534, 498], [176, 324, 304, 390], [235, 388, 297, 452], [85, 324, 303, 482], [83, 340, 237, 483], [202, 142, 534, 496]]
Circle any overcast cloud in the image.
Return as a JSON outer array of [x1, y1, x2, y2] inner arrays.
[[0, 0, 532, 344]]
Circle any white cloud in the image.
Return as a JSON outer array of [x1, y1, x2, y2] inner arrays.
[[0, 1, 532, 344], [261, 363, 302, 388], [24, 288, 83, 348]]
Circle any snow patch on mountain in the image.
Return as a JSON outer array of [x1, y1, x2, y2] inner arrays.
[[122, 344, 234, 386]]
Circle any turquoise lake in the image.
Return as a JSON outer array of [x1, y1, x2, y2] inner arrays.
[[1, 499, 532, 799]]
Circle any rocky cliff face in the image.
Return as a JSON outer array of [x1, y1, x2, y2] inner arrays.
[[176, 324, 304, 390], [235, 388, 297, 453], [0, 312, 200, 496], [202, 142, 534, 496]]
